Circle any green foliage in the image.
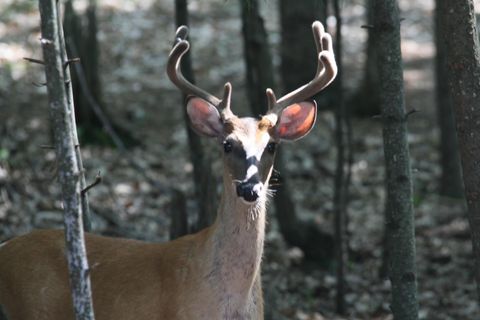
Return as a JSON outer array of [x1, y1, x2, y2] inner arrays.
[[412, 194, 423, 208], [0, 148, 9, 161]]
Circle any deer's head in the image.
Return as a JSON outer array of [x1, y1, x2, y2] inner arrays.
[[167, 22, 337, 204]]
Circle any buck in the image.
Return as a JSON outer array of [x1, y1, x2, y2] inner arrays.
[[0, 21, 336, 320]]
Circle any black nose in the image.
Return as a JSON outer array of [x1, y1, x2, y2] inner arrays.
[[236, 182, 259, 202]]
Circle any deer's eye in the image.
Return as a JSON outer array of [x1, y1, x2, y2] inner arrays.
[[266, 142, 276, 154], [223, 141, 233, 153]]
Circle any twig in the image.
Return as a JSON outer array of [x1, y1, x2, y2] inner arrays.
[[40, 144, 56, 149], [361, 24, 374, 29], [64, 57, 81, 69], [405, 108, 419, 118], [23, 57, 45, 65], [67, 40, 165, 191], [66, 40, 127, 151], [81, 171, 102, 196]]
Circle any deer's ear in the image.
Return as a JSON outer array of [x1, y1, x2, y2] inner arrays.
[[274, 101, 317, 141], [186, 97, 223, 137]]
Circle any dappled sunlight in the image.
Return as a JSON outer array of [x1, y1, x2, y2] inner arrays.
[[0, 43, 30, 79], [0, 0, 479, 319], [402, 40, 435, 62]]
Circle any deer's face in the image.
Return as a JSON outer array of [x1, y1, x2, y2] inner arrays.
[[168, 21, 337, 203], [186, 97, 317, 204], [221, 116, 277, 203]]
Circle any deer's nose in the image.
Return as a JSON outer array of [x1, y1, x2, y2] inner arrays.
[[236, 182, 262, 202]]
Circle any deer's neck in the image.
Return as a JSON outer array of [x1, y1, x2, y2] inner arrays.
[[206, 177, 267, 314]]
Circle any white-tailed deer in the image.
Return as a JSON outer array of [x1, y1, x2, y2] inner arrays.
[[0, 21, 336, 320]]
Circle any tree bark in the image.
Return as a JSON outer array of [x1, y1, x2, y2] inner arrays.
[[434, 0, 464, 198], [440, 0, 480, 299], [279, 0, 327, 103], [241, 0, 334, 262], [174, 0, 217, 230], [64, 0, 102, 133], [169, 189, 189, 240], [39, 0, 95, 318], [332, 0, 347, 314], [241, 0, 274, 116], [350, 0, 381, 116], [59, 0, 92, 231], [374, 1, 419, 319]]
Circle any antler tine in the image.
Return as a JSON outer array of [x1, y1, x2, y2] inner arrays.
[[174, 25, 189, 45], [167, 26, 222, 107], [268, 21, 337, 115], [219, 82, 234, 120]]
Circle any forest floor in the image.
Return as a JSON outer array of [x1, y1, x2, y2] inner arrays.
[[1, 0, 480, 319]]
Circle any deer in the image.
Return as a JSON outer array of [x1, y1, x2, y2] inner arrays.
[[0, 21, 336, 320]]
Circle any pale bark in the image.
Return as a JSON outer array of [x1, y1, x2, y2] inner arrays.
[[39, 0, 95, 318], [59, 0, 92, 231]]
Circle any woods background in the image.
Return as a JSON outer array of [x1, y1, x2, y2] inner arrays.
[[1, 0, 480, 319]]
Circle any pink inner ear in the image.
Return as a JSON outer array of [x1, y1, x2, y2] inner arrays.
[[186, 97, 222, 137], [276, 101, 317, 140]]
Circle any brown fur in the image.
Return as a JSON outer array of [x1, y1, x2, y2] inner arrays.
[[0, 116, 295, 320], [0, 223, 264, 320]]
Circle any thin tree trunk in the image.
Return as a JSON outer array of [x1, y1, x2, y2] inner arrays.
[[169, 189, 189, 240], [374, 1, 419, 319], [350, 0, 381, 116], [39, 0, 95, 318], [241, 0, 274, 116], [332, 0, 347, 314], [64, 0, 101, 133], [85, 0, 102, 116], [434, 0, 464, 198], [59, 0, 92, 231], [240, 0, 334, 262], [174, 0, 217, 230], [440, 0, 480, 299], [279, 0, 327, 103]]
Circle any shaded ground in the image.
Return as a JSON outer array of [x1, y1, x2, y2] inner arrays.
[[1, 0, 479, 319]]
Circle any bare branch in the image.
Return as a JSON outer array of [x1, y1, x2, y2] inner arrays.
[[81, 172, 102, 196], [23, 57, 45, 65]]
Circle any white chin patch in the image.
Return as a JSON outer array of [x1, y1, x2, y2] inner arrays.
[[252, 183, 263, 194]]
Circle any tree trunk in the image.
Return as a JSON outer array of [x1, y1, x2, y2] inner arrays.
[[279, 0, 328, 105], [374, 1, 419, 319], [440, 0, 480, 299], [434, 0, 464, 198], [59, 0, 92, 232], [332, 0, 347, 314], [350, 0, 381, 116], [241, 0, 274, 116], [241, 0, 334, 262], [64, 0, 102, 134], [64, 0, 135, 146], [39, 0, 95, 318], [169, 189, 189, 240], [174, 0, 217, 230]]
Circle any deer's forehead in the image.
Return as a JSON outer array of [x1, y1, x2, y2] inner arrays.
[[225, 117, 273, 158]]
